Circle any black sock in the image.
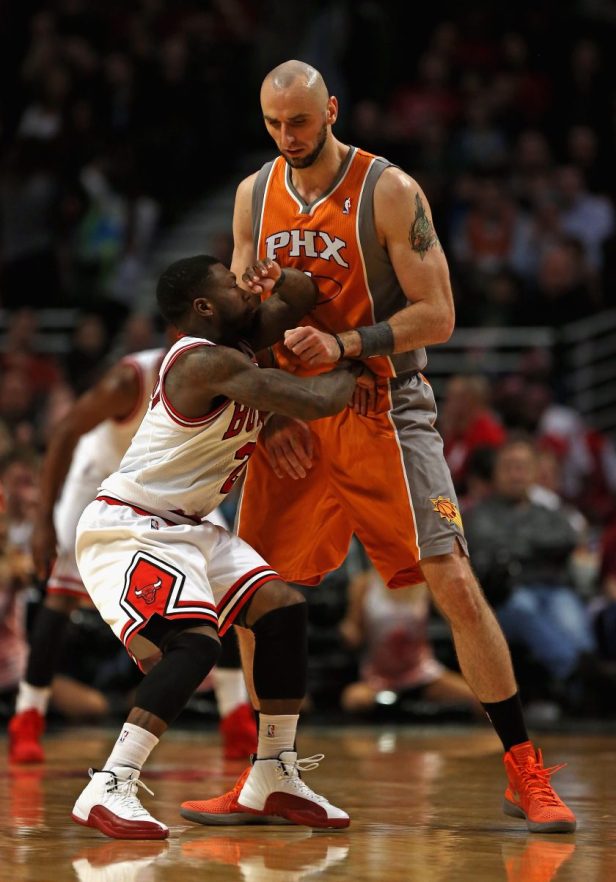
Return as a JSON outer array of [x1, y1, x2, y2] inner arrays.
[[482, 692, 529, 752], [25, 606, 70, 687]]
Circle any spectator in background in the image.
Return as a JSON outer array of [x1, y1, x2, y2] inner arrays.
[[0, 139, 62, 309], [464, 437, 597, 708], [0, 448, 39, 552], [554, 165, 614, 273], [459, 445, 498, 514], [527, 237, 599, 325], [0, 486, 30, 707], [339, 567, 480, 718], [387, 51, 460, 143], [450, 175, 532, 293], [440, 374, 505, 493], [0, 309, 62, 397], [0, 372, 38, 448], [64, 313, 110, 393], [593, 522, 616, 665]]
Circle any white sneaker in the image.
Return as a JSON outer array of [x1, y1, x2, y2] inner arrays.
[[237, 751, 350, 829], [72, 768, 168, 840]]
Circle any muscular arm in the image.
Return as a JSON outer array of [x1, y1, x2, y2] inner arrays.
[[231, 174, 317, 352], [338, 169, 455, 356], [32, 361, 141, 576], [284, 169, 455, 365], [165, 346, 360, 422], [246, 265, 318, 352]]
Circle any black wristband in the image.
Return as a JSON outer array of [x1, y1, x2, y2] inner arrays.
[[333, 333, 345, 361], [357, 322, 395, 358], [272, 269, 286, 292]]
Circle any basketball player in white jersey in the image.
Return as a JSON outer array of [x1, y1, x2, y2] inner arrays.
[[8, 344, 255, 765], [70, 254, 362, 838]]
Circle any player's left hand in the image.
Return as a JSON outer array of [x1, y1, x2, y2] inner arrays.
[[351, 364, 379, 416], [242, 258, 282, 294], [284, 326, 340, 365]]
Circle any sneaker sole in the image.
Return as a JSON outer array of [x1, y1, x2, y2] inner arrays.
[[72, 809, 169, 840], [180, 807, 293, 826], [503, 798, 577, 833]]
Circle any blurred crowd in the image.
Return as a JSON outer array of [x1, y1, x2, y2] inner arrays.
[[1, 1, 616, 726]]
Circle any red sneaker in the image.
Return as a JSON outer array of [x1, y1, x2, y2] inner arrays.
[[8, 709, 45, 764], [219, 703, 257, 760], [181, 752, 349, 829], [180, 766, 284, 825], [503, 742, 576, 833]]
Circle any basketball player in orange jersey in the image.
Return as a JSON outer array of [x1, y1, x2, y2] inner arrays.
[[194, 60, 576, 834]]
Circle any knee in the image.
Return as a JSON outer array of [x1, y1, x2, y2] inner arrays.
[[428, 562, 487, 627], [243, 579, 305, 628]]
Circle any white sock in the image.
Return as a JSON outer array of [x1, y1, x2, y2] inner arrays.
[[257, 714, 299, 759], [104, 723, 159, 772], [15, 682, 51, 715], [213, 667, 249, 718]]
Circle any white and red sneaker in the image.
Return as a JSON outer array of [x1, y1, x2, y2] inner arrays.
[[181, 751, 349, 829], [8, 709, 45, 764], [72, 768, 168, 840]]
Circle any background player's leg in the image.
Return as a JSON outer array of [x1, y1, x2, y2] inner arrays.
[[9, 593, 80, 763], [215, 628, 257, 758]]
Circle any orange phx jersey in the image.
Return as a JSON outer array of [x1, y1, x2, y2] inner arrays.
[[238, 147, 467, 589], [252, 147, 426, 381]]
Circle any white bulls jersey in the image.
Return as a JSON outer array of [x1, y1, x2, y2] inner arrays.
[[65, 348, 166, 490], [49, 347, 166, 595], [100, 336, 266, 523]]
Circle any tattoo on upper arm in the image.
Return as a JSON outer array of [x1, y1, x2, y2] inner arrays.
[[409, 193, 442, 260]]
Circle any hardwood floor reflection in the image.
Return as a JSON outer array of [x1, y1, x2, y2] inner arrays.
[[1, 726, 614, 881]]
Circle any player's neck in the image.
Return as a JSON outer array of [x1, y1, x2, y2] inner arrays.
[[289, 138, 350, 203]]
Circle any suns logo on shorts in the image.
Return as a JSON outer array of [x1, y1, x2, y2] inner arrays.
[[430, 496, 463, 529]]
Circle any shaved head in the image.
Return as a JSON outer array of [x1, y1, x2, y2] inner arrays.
[[260, 60, 336, 169], [262, 59, 329, 106]]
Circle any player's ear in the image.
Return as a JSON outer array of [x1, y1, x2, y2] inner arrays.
[[327, 96, 338, 126], [194, 297, 214, 319]]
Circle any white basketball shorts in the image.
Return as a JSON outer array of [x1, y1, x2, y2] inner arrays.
[[75, 495, 280, 652]]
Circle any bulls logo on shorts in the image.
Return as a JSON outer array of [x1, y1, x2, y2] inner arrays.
[[123, 554, 179, 619], [119, 551, 217, 647]]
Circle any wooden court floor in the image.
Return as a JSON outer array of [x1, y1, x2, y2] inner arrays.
[[0, 725, 614, 882]]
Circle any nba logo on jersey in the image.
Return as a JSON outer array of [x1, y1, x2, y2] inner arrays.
[[343, 197, 352, 214], [151, 518, 160, 530], [267, 724, 276, 737]]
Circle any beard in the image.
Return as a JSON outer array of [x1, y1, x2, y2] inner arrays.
[[283, 124, 328, 168]]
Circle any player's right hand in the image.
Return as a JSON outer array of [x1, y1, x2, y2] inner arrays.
[[262, 415, 314, 480], [31, 518, 58, 580], [242, 258, 282, 295]]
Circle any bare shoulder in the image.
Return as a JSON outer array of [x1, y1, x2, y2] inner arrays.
[[374, 166, 427, 220], [374, 167, 441, 258], [173, 343, 253, 384], [235, 171, 259, 205], [94, 358, 141, 397]]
